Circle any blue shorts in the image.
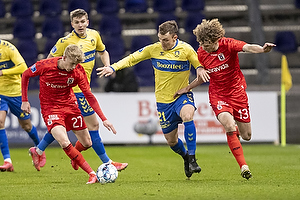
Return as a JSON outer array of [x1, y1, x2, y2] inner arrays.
[[74, 92, 95, 117], [156, 92, 196, 134], [0, 95, 31, 120]]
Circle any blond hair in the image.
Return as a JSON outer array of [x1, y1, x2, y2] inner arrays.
[[193, 18, 225, 45], [158, 20, 178, 36], [63, 45, 85, 63], [70, 9, 88, 21]]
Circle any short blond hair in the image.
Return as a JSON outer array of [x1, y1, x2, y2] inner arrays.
[[193, 18, 225, 45], [63, 44, 85, 63], [70, 9, 88, 21]]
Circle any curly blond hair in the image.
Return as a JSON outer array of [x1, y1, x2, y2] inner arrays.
[[64, 44, 85, 63], [193, 18, 225, 44]]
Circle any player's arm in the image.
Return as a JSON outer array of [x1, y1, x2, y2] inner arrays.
[[243, 43, 276, 53], [1, 62, 27, 76], [21, 68, 34, 114], [97, 45, 151, 78], [78, 69, 117, 134], [174, 74, 205, 99], [97, 50, 110, 67]]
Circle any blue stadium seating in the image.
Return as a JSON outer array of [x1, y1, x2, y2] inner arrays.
[[181, 0, 205, 12], [96, 0, 119, 14], [42, 16, 64, 40], [153, 0, 176, 12], [124, 0, 148, 13], [99, 14, 122, 36], [0, 0, 5, 18], [184, 12, 205, 34], [68, 0, 91, 14], [39, 0, 62, 17], [274, 31, 298, 54], [10, 0, 33, 17], [13, 17, 36, 39]]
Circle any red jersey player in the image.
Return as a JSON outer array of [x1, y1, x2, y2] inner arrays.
[[174, 18, 275, 180], [21, 44, 116, 184]]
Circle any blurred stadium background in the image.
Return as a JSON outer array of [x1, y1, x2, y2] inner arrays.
[[0, 0, 299, 143]]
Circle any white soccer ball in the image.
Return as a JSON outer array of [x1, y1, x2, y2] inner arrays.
[[96, 163, 118, 184]]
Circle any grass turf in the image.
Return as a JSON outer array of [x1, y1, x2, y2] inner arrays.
[[0, 144, 300, 200]]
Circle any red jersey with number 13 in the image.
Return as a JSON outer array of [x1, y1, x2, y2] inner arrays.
[[197, 37, 247, 96]]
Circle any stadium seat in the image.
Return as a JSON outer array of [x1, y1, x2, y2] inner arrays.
[[295, 0, 300, 9], [153, 0, 176, 13], [42, 16, 64, 40], [99, 14, 122, 36], [17, 39, 38, 67], [10, 0, 33, 17], [104, 36, 125, 63], [274, 31, 298, 54], [44, 38, 57, 56], [156, 13, 178, 30], [184, 12, 205, 34], [0, 0, 5, 18], [181, 0, 205, 12], [124, 0, 148, 13], [130, 35, 152, 52], [39, 0, 62, 17], [96, 0, 119, 14], [68, 0, 91, 14], [13, 17, 36, 39]]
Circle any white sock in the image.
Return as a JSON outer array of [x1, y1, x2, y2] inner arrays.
[[36, 148, 44, 156], [4, 158, 12, 163]]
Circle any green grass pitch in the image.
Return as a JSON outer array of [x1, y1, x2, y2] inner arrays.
[[1, 144, 300, 200]]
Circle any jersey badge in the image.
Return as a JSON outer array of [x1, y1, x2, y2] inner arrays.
[[174, 51, 180, 57], [67, 78, 74, 85], [160, 52, 164, 56], [51, 46, 57, 54], [91, 39, 95, 46], [218, 53, 225, 61]]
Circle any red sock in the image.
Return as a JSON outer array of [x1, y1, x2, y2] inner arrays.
[[226, 131, 247, 168], [63, 143, 93, 174], [74, 141, 90, 152]]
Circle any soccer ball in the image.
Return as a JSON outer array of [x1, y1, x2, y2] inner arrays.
[[96, 163, 118, 184]]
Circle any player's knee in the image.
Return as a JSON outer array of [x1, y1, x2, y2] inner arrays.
[[242, 132, 251, 141], [181, 113, 193, 122]]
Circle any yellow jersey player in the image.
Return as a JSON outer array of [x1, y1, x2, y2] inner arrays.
[[30, 9, 128, 171], [98, 20, 206, 178], [0, 39, 44, 171]]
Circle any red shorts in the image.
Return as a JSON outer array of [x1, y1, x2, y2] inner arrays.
[[41, 104, 87, 132], [209, 90, 251, 123]]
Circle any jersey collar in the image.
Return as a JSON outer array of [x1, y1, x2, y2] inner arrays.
[[73, 30, 87, 39]]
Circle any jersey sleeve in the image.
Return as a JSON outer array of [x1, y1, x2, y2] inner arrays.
[[111, 44, 152, 71], [186, 44, 202, 69], [2, 44, 27, 75], [95, 31, 106, 52], [227, 38, 247, 52], [21, 63, 41, 102], [50, 37, 68, 57], [76, 65, 107, 121]]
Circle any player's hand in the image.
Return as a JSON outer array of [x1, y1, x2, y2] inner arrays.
[[262, 43, 276, 52], [103, 120, 117, 134], [173, 87, 190, 99], [96, 66, 115, 78], [197, 67, 210, 83], [21, 102, 31, 114]]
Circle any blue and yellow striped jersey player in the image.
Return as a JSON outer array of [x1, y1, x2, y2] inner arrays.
[[98, 20, 207, 179], [29, 9, 128, 171], [0, 40, 44, 172]]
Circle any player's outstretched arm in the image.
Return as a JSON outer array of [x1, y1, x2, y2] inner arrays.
[[96, 66, 115, 78], [243, 43, 276, 53]]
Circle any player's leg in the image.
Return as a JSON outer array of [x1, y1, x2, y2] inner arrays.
[[217, 112, 251, 179], [236, 121, 252, 141], [76, 93, 127, 171], [53, 126, 97, 184], [0, 110, 14, 172]]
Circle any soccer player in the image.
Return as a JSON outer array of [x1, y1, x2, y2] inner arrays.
[[21, 44, 116, 184], [97, 20, 204, 178], [174, 18, 276, 179], [0, 39, 44, 172], [32, 9, 128, 171]]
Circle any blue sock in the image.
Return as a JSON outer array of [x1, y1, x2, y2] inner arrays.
[[90, 130, 110, 163], [37, 132, 55, 151], [184, 120, 196, 155], [27, 125, 40, 146], [170, 138, 187, 157], [0, 129, 10, 160]]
